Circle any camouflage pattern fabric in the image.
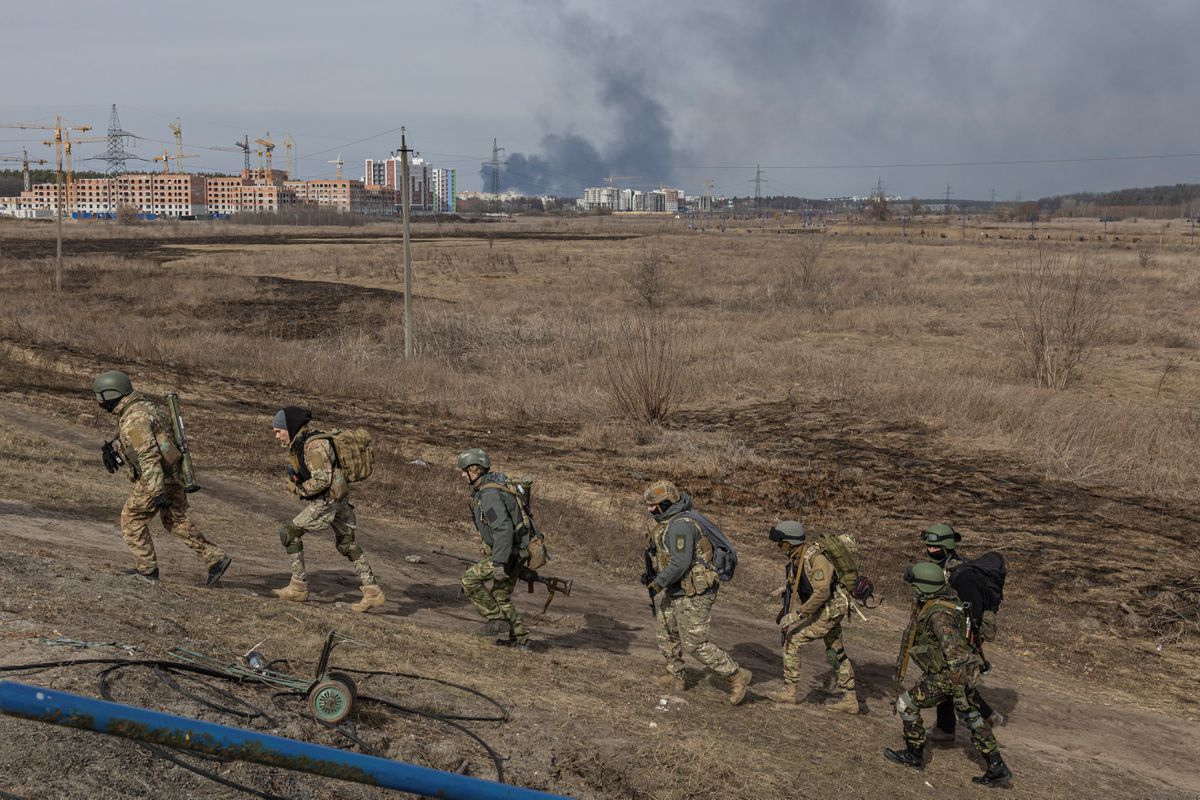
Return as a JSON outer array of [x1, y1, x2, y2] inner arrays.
[[121, 477, 224, 574], [656, 591, 739, 679], [899, 672, 998, 755], [461, 556, 528, 642], [780, 544, 855, 690], [289, 427, 336, 499], [782, 600, 855, 691], [285, 495, 377, 585], [896, 594, 997, 755], [113, 392, 224, 574]]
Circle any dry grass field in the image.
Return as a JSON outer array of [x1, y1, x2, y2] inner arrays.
[[0, 213, 1197, 798]]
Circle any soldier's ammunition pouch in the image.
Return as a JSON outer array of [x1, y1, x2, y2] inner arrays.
[[681, 562, 719, 596], [280, 522, 305, 554]]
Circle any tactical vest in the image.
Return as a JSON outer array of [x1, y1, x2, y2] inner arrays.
[[905, 598, 964, 675], [652, 516, 718, 596]]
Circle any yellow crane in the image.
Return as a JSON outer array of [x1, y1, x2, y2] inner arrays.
[[281, 132, 295, 179], [327, 153, 344, 180], [254, 132, 275, 182], [52, 131, 108, 211], [0, 116, 92, 290], [0, 150, 49, 192]]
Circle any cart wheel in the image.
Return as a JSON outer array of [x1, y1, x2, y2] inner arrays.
[[308, 677, 354, 724], [326, 671, 358, 703]]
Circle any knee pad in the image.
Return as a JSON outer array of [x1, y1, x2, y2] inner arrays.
[[279, 523, 304, 554], [896, 692, 921, 722], [957, 708, 985, 731], [337, 541, 363, 560]]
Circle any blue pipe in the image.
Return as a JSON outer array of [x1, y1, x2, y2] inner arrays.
[[0, 681, 568, 800]]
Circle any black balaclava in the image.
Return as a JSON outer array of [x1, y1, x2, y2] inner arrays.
[[275, 406, 312, 443]]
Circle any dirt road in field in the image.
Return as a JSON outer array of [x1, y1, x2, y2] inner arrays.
[[0, 399, 1197, 799]]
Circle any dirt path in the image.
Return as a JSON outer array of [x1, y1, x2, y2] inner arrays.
[[0, 400, 1198, 799]]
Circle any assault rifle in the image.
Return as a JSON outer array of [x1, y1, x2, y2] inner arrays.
[[431, 550, 573, 612], [165, 393, 200, 493], [641, 545, 658, 618]]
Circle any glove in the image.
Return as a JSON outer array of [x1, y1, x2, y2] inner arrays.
[[639, 570, 655, 586], [152, 494, 171, 510], [648, 583, 661, 597], [769, 585, 787, 599], [779, 611, 801, 635], [493, 564, 510, 582], [101, 444, 121, 474]]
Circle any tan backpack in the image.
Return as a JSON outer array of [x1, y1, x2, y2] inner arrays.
[[309, 428, 374, 482]]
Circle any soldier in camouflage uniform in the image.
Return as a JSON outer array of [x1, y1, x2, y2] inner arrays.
[[92, 370, 231, 585], [271, 406, 385, 612], [456, 448, 531, 651], [886, 561, 1012, 787], [762, 521, 858, 713], [641, 480, 751, 705]]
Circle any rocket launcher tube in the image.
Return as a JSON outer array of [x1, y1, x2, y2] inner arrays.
[[165, 392, 200, 493]]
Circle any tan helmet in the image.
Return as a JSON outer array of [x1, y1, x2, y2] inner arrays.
[[643, 480, 680, 506]]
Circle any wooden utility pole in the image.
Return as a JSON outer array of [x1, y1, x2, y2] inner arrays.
[[400, 127, 414, 358]]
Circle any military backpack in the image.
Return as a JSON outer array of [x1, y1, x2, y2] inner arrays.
[[475, 478, 549, 570], [817, 533, 877, 607], [678, 510, 737, 582], [308, 429, 374, 482]]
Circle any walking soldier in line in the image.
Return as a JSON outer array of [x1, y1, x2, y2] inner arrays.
[[641, 480, 751, 705], [271, 406, 385, 612], [93, 370, 231, 585], [763, 521, 858, 713], [887, 561, 1011, 787], [456, 448, 531, 651]]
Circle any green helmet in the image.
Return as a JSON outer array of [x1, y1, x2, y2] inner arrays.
[[92, 370, 134, 404], [905, 561, 947, 597], [456, 448, 491, 471], [768, 520, 806, 544], [643, 480, 680, 506], [922, 523, 961, 550]]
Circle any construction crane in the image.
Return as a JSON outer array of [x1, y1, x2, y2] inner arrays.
[[0, 149, 49, 192], [0, 116, 93, 290], [236, 135, 250, 172], [254, 132, 275, 182], [57, 132, 108, 211], [153, 148, 197, 175], [327, 154, 344, 180], [211, 137, 251, 174], [281, 132, 295, 179]]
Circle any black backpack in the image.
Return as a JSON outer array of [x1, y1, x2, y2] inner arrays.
[[950, 551, 1006, 630], [678, 510, 738, 582]]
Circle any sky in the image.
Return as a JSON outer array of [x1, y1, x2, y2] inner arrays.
[[4, 0, 1200, 200]]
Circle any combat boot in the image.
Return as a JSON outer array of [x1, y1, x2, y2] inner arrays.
[[762, 684, 798, 705], [727, 667, 753, 706], [828, 692, 860, 714], [351, 584, 385, 612], [122, 567, 159, 582], [475, 619, 508, 637], [653, 672, 686, 692], [884, 744, 925, 771], [971, 752, 1012, 787], [271, 577, 309, 602], [205, 556, 232, 587]]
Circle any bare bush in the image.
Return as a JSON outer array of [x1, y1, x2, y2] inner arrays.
[[626, 250, 670, 308], [115, 204, 142, 226], [1004, 250, 1114, 389], [604, 317, 685, 423], [1137, 248, 1153, 270]]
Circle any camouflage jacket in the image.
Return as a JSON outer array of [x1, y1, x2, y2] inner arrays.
[[287, 424, 339, 500], [114, 392, 181, 495], [780, 543, 839, 623], [902, 591, 980, 681], [470, 471, 529, 568], [648, 493, 718, 598]]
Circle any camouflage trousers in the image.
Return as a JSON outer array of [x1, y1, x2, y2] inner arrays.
[[897, 671, 998, 755], [461, 558, 528, 642], [656, 590, 738, 679], [282, 495, 377, 586], [782, 602, 855, 691], [121, 479, 225, 575]]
